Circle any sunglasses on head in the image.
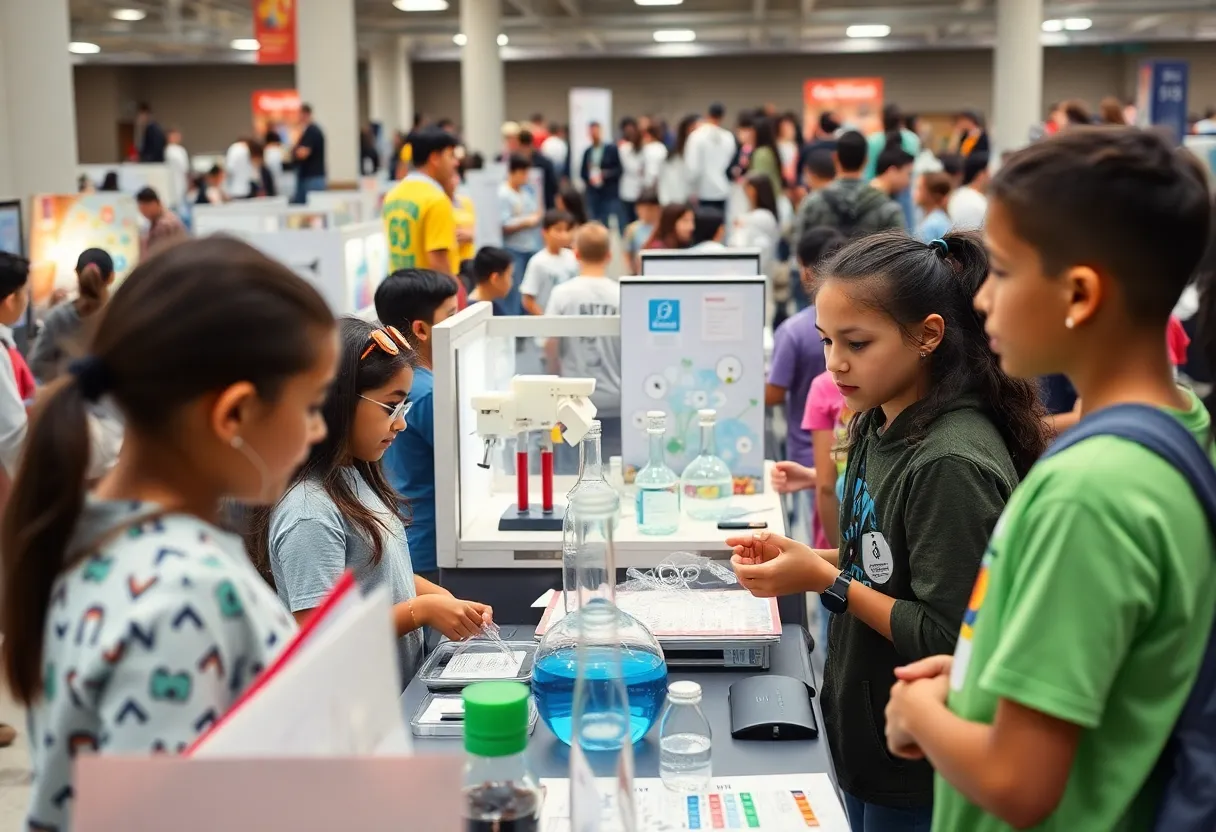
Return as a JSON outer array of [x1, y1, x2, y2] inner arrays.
[[360, 326, 412, 361]]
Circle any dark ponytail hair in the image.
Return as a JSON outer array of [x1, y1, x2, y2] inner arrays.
[[248, 317, 416, 575], [1, 237, 334, 705], [74, 248, 114, 317], [821, 230, 1046, 477]]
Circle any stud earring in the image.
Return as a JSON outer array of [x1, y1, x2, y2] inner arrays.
[[919, 351, 928, 359], [1065, 317, 1076, 330]]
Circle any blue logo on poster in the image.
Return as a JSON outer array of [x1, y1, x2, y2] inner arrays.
[[649, 299, 680, 332]]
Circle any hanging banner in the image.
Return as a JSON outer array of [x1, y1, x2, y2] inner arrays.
[[803, 77, 884, 138], [254, 0, 296, 64], [252, 89, 302, 143], [1136, 60, 1189, 145]]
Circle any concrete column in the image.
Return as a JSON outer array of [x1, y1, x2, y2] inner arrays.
[[460, 0, 505, 159], [368, 37, 414, 168], [0, 0, 78, 201], [992, 0, 1043, 160], [296, 0, 360, 184]]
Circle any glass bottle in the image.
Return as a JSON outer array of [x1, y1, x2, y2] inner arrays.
[[634, 411, 680, 535], [680, 409, 734, 521], [533, 489, 667, 748], [562, 421, 616, 613], [658, 681, 713, 793], [462, 681, 542, 832]]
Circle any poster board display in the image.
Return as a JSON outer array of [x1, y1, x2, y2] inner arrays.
[[0, 200, 22, 255], [569, 87, 613, 187], [803, 77, 883, 138], [27, 194, 141, 305], [1137, 60, 1190, 145], [252, 89, 302, 144], [619, 274, 766, 494], [464, 165, 507, 248], [640, 249, 762, 279]]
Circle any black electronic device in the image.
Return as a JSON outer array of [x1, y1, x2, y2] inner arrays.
[[728, 674, 818, 741]]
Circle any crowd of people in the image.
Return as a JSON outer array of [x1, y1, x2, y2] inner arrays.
[[6, 82, 1216, 832]]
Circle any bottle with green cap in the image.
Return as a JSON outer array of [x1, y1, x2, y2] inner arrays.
[[462, 681, 541, 832]]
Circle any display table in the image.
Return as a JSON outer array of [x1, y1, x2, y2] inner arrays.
[[444, 461, 808, 627], [401, 626, 834, 780]]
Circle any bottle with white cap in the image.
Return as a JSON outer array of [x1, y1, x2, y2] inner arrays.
[[634, 410, 680, 535], [658, 680, 713, 792]]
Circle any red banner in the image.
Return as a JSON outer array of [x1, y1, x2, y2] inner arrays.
[[252, 89, 302, 142], [803, 77, 884, 139], [254, 0, 296, 64]]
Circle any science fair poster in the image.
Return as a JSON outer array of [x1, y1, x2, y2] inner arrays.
[[28, 194, 140, 306]]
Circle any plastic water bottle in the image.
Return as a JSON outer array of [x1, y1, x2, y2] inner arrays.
[[635, 411, 680, 535], [462, 681, 542, 832], [658, 681, 713, 793]]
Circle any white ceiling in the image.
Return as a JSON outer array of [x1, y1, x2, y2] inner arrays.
[[68, 0, 1216, 63]]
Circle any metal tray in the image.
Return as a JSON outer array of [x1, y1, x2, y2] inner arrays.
[[416, 639, 539, 691]]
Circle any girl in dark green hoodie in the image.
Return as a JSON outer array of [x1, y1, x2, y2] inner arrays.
[[731, 231, 1045, 831]]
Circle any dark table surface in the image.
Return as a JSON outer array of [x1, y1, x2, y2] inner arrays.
[[400, 625, 835, 779]]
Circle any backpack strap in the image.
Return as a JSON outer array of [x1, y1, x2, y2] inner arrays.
[[1043, 403, 1216, 526], [1045, 403, 1216, 832]]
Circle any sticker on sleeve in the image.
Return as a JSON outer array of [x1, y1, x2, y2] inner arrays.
[[861, 532, 894, 584]]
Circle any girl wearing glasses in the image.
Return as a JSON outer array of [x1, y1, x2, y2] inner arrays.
[[252, 318, 492, 689]]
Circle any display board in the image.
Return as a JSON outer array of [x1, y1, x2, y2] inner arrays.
[[803, 77, 883, 138], [640, 249, 762, 279], [619, 274, 766, 494], [0, 200, 22, 255], [463, 165, 506, 248], [1137, 59, 1190, 145], [27, 193, 141, 305]]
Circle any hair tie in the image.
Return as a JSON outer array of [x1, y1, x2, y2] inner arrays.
[[929, 238, 950, 258], [68, 357, 112, 403]]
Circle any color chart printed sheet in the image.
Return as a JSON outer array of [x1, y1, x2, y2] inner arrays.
[[540, 774, 849, 831]]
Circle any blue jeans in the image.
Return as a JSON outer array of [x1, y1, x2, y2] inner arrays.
[[585, 188, 623, 231], [292, 175, 328, 204], [501, 248, 535, 316], [842, 793, 932, 832]]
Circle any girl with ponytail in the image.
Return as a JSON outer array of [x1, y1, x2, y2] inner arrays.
[[728, 230, 1044, 829], [29, 248, 116, 383], [3, 237, 337, 831]]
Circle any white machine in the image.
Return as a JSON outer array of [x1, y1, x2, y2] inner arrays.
[[471, 375, 598, 531]]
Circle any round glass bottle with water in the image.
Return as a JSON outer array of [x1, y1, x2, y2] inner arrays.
[[534, 488, 668, 747], [561, 421, 618, 613], [680, 409, 734, 521]]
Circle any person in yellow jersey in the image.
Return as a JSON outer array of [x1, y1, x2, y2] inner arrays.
[[382, 127, 465, 306]]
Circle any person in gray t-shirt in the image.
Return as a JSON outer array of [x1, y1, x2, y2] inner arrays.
[[260, 318, 492, 689]]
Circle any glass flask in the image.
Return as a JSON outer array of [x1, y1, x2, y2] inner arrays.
[[634, 411, 680, 536], [680, 409, 734, 521], [561, 421, 617, 613], [462, 681, 542, 832], [534, 488, 667, 748], [658, 681, 713, 793]]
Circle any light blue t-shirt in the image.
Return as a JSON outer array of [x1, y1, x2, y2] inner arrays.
[[499, 182, 543, 253], [269, 470, 424, 688], [382, 366, 437, 572], [864, 128, 921, 181], [917, 208, 953, 243], [28, 500, 297, 832]]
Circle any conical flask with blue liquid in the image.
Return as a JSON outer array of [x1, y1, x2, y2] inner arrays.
[[533, 488, 667, 750]]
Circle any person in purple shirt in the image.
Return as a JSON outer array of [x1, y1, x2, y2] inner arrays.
[[766, 227, 846, 467]]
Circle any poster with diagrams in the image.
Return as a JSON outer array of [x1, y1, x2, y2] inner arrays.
[[619, 274, 766, 494]]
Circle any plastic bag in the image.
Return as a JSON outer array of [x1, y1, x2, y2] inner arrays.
[[616, 551, 737, 595]]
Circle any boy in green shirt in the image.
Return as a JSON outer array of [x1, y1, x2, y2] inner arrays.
[[883, 127, 1216, 830]]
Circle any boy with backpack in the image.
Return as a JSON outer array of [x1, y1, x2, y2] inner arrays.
[[884, 127, 1216, 830], [791, 130, 904, 247]]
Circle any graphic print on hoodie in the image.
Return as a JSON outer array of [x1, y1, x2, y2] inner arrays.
[[26, 500, 296, 832], [820, 397, 1018, 809]]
